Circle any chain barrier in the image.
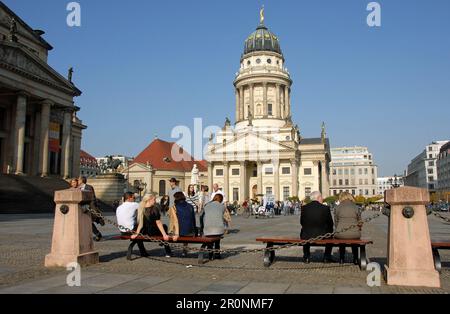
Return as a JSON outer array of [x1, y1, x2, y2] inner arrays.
[[432, 211, 450, 224], [86, 206, 381, 255]]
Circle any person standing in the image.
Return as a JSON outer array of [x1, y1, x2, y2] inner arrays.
[[79, 176, 104, 241], [210, 183, 226, 204], [185, 184, 200, 236], [168, 178, 182, 208], [300, 191, 334, 263], [202, 194, 226, 260], [197, 185, 211, 236]]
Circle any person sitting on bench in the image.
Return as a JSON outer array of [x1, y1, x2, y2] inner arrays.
[[168, 192, 196, 257], [300, 191, 334, 263], [132, 194, 172, 258], [334, 192, 362, 265], [117, 192, 148, 257], [202, 193, 226, 260]]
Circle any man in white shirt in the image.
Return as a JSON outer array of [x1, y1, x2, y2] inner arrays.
[[116, 192, 139, 233], [210, 183, 226, 204], [116, 192, 148, 257]]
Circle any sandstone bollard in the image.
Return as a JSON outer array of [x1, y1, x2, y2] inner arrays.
[[385, 186, 440, 288], [45, 188, 99, 267]]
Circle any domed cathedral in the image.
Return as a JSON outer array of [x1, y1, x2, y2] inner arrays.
[[206, 8, 331, 202]]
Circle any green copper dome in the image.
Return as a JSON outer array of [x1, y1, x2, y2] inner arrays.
[[244, 24, 282, 55]]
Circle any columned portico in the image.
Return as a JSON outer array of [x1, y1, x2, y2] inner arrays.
[[39, 100, 52, 177], [239, 161, 248, 201], [291, 159, 298, 197], [223, 161, 230, 200], [14, 93, 27, 175], [257, 161, 263, 195], [273, 160, 280, 201]]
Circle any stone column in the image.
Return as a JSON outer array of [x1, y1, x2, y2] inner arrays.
[[235, 89, 240, 122], [223, 161, 230, 201], [275, 84, 280, 118], [284, 85, 289, 119], [291, 159, 298, 197], [287, 87, 291, 117], [208, 162, 213, 190], [263, 82, 268, 117], [39, 100, 52, 177], [274, 160, 280, 201], [239, 161, 248, 201], [14, 93, 27, 175], [321, 160, 330, 198], [239, 86, 244, 120], [249, 84, 254, 118], [257, 161, 263, 195], [61, 110, 72, 179]]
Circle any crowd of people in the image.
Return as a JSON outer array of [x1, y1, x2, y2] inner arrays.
[[69, 177, 364, 264]]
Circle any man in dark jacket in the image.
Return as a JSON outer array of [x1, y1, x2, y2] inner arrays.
[[300, 191, 334, 263]]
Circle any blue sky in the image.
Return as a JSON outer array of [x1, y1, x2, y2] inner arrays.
[[5, 0, 450, 176]]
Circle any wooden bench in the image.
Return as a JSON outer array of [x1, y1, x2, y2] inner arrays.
[[117, 235, 222, 264], [256, 237, 373, 270], [432, 240, 450, 273]]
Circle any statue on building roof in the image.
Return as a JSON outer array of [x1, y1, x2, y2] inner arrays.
[[260, 5, 265, 25], [9, 18, 18, 42], [68, 67, 74, 82], [225, 117, 231, 127], [321, 122, 327, 144]]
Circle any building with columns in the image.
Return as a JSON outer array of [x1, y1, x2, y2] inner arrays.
[[206, 11, 331, 202], [0, 2, 85, 178]]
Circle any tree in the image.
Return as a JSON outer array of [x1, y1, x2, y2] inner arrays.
[[324, 196, 337, 205], [355, 195, 366, 205]]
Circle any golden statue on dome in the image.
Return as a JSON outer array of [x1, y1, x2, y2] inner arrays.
[[260, 5, 265, 24]]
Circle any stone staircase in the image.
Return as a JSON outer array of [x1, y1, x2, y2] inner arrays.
[[0, 174, 69, 214]]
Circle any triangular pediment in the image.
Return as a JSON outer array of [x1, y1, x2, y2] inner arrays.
[[211, 131, 295, 155], [122, 162, 152, 173], [0, 42, 81, 95]]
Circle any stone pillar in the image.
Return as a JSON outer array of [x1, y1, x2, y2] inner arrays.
[[263, 82, 268, 117], [249, 84, 254, 118], [274, 160, 280, 201], [39, 100, 52, 177], [321, 160, 330, 198], [239, 86, 244, 120], [61, 110, 72, 179], [208, 162, 213, 190], [284, 85, 289, 119], [235, 89, 240, 122], [275, 84, 280, 118], [385, 187, 440, 288], [291, 159, 298, 197], [45, 188, 99, 267], [14, 93, 27, 175], [239, 161, 248, 201], [257, 161, 263, 195], [223, 161, 230, 202]]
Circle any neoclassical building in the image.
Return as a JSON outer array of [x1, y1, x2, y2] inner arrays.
[[0, 2, 85, 178], [206, 11, 331, 202]]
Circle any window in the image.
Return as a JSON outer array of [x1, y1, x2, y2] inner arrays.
[[359, 189, 363, 195], [339, 179, 343, 186], [429, 184, 434, 190], [305, 187, 311, 197], [358, 169, 362, 175], [265, 167, 273, 175], [428, 168, 434, 174], [333, 190, 337, 196], [283, 187, 290, 200], [429, 154, 433, 158], [304, 168, 312, 175], [159, 180, 166, 196], [429, 146, 433, 151], [338, 169, 343, 175], [266, 187, 273, 195], [428, 176, 434, 182], [345, 179, 349, 186], [233, 188, 239, 202], [372, 179, 375, 185], [332, 169, 337, 175], [372, 168, 375, 174], [333, 179, 337, 186], [247, 60, 251, 65], [352, 190, 356, 195], [232, 169, 240, 176], [267, 58, 272, 64], [373, 189, 376, 195], [267, 104, 273, 116], [365, 189, 369, 196], [256, 58, 261, 64], [282, 167, 290, 174], [364, 168, 368, 175], [216, 169, 224, 176], [429, 161, 434, 166], [344, 169, 349, 175], [350, 169, 355, 175]]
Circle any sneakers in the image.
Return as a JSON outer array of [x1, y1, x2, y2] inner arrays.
[[165, 254, 172, 258]]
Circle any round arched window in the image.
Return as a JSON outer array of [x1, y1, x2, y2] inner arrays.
[[267, 59, 272, 64], [256, 58, 261, 64], [247, 60, 251, 66]]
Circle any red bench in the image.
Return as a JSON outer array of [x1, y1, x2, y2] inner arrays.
[[256, 237, 373, 270], [117, 235, 222, 264]]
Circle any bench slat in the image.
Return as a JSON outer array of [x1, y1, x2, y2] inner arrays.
[[255, 237, 373, 245]]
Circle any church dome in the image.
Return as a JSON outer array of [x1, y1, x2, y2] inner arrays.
[[244, 24, 282, 55]]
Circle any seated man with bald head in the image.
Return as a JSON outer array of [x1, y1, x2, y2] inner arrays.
[[300, 191, 334, 263]]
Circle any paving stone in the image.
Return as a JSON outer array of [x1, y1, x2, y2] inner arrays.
[[285, 283, 333, 294], [139, 278, 212, 294], [98, 276, 172, 294], [237, 282, 290, 294]]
